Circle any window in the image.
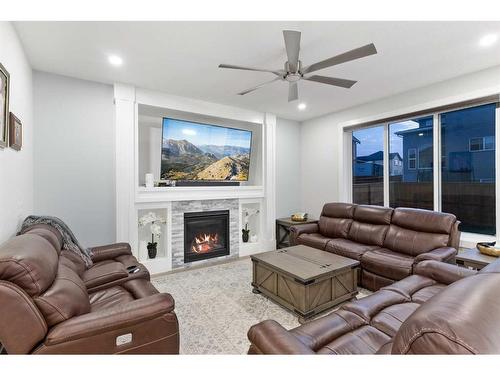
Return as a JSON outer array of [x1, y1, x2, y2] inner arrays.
[[389, 116, 433, 210], [349, 101, 497, 236], [469, 136, 495, 152], [352, 126, 384, 205], [408, 149, 417, 169], [441, 103, 496, 235]]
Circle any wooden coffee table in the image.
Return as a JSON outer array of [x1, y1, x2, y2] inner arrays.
[[251, 245, 359, 321]]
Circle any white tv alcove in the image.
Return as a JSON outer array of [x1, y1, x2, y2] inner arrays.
[[114, 84, 277, 275]]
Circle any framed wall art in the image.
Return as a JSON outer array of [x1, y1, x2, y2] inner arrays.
[[0, 62, 10, 149], [9, 113, 22, 151]]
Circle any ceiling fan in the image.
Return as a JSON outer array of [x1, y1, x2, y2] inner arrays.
[[218, 30, 377, 102]]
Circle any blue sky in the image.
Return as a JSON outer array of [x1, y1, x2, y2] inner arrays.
[[163, 118, 252, 148], [353, 120, 419, 157]]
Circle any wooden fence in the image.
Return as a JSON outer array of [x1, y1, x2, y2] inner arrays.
[[353, 181, 495, 234]]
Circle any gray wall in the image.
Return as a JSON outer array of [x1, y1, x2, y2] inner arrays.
[[33, 71, 115, 247], [276, 117, 302, 218], [0, 22, 34, 242]]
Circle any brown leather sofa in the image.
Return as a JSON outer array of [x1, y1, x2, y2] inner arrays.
[[0, 225, 179, 354], [290, 203, 460, 290], [248, 259, 500, 354]]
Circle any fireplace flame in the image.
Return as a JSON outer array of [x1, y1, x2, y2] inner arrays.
[[191, 233, 220, 253]]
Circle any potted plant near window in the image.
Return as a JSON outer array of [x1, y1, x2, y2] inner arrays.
[[139, 212, 166, 259]]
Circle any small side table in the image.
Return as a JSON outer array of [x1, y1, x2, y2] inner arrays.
[[275, 217, 318, 249], [456, 248, 497, 270]]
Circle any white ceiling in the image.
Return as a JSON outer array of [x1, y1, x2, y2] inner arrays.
[[13, 21, 500, 121]]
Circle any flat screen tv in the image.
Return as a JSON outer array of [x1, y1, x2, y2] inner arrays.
[[161, 118, 252, 181]]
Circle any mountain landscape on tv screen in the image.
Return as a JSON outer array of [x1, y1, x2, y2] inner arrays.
[[161, 138, 250, 181]]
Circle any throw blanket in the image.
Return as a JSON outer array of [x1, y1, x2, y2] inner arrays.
[[19, 215, 93, 268]]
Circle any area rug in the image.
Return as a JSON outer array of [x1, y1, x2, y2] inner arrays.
[[152, 257, 370, 354]]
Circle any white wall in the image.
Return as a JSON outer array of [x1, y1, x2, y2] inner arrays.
[[33, 71, 115, 247], [0, 22, 34, 243], [276, 117, 302, 218], [300, 65, 500, 218]]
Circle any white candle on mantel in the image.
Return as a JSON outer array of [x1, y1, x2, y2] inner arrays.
[[145, 173, 154, 188]]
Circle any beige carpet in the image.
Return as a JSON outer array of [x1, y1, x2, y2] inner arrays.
[[152, 257, 369, 354]]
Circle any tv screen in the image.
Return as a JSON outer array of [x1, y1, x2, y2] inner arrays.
[[161, 118, 252, 181]]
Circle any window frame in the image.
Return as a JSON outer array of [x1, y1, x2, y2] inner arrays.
[[344, 98, 499, 241]]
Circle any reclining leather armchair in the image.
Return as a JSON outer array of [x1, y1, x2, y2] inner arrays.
[[248, 259, 500, 354], [0, 226, 179, 354]]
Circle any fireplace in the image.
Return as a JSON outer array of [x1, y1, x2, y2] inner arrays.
[[184, 210, 230, 263]]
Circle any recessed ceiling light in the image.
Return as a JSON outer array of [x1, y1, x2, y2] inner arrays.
[[108, 55, 123, 66], [297, 103, 307, 111], [479, 33, 498, 48]]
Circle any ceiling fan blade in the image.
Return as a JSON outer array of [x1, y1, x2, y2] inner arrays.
[[304, 75, 357, 88], [219, 64, 282, 76], [283, 30, 301, 72], [237, 77, 281, 96], [302, 43, 377, 74], [288, 82, 298, 102]]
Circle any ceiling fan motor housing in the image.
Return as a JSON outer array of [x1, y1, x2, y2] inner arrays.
[[284, 60, 302, 81]]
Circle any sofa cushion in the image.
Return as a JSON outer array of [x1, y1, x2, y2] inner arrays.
[[297, 233, 332, 250], [371, 302, 420, 337], [341, 289, 408, 322], [318, 217, 352, 239], [348, 221, 390, 247], [391, 207, 456, 234], [318, 203, 355, 239], [0, 234, 59, 297], [325, 238, 378, 261], [34, 263, 90, 327], [59, 250, 87, 277], [321, 202, 356, 218], [316, 325, 391, 354], [383, 225, 450, 257], [89, 285, 135, 312], [362, 248, 414, 280], [291, 309, 365, 351], [411, 284, 446, 304], [353, 205, 393, 225], [381, 274, 436, 300], [21, 224, 63, 254]]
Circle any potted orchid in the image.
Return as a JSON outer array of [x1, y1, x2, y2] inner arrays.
[[242, 208, 259, 243], [139, 212, 166, 259]]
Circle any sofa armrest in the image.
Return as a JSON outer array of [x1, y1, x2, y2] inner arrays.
[[90, 242, 132, 262], [414, 260, 477, 285], [289, 223, 319, 246], [247, 320, 314, 354], [414, 247, 457, 263], [44, 293, 175, 346]]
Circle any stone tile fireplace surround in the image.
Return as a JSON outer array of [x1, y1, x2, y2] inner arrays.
[[171, 199, 239, 269]]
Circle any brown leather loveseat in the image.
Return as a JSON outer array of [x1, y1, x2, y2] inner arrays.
[[248, 259, 500, 354], [290, 203, 460, 290], [0, 225, 179, 354]]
